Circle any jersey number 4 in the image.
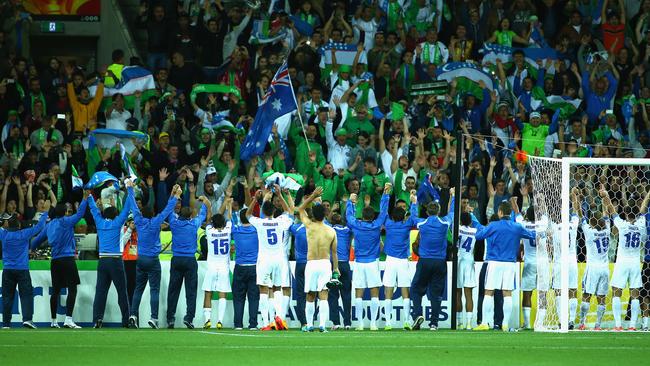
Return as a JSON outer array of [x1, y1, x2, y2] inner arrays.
[[212, 239, 229, 255], [267, 229, 278, 245], [624, 232, 641, 248], [461, 237, 473, 253]]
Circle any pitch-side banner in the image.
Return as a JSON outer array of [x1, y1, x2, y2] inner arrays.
[[0, 261, 520, 329]]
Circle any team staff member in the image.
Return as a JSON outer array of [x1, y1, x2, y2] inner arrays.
[[1, 204, 49, 329], [410, 194, 454, 331], [88, 189, 133, 328], [231, 208, 260, 330], [45, 196, 88, 329], [166, 196, 209, 329], [126, 182, 180, 329]]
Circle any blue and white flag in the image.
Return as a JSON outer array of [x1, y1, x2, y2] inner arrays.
[[249, 20, 289, 44], [480, 43, 558, 75], [84, 171, 119, 190], [240, 62, 298, 161], [416, 173, 440, 204], [288, 15, 314, 36], [319, 42, 368, 67], [88, 66, 157, 109], [119, 142, 138, 181]]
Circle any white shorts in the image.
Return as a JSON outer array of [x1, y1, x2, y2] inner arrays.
[[582, 264, 610, 296], [485, 261, 517, 291], [382, 256, 410, 288], [457, 259, 476, 288], [201, 265, 231, 293], [352, 260, 382, 289], [279, 258, 291, 288], [611, 262, 642, 289], [552, 260, 578, 290], [256, 256, 284, 287], [521, 262, 537, 292], [304, 259, 332, 293]]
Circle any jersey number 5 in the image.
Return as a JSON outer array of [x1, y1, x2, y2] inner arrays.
[[212, 239, 229, 255], [267, 229, 278, 245]]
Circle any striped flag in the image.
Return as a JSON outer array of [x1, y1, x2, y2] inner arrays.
[[84, 171, 119, 190], [71, 165, 83, 190], [249, 19, 289, 44], [119, 142, 138, 181], [480, 43, 558, 78], [416, 173, 440, 204], [435, 62, 496, 99], [531, 87, 582, 118], [88, 66, 157, 110], [318, 42, 368, 67]]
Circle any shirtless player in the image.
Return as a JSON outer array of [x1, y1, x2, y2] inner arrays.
[[297, 187, 339, 332]]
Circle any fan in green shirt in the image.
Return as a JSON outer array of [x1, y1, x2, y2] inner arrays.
[[520, 111, 552, 157], [360, 157, 389, 212], [307, 158, 346, 205], [290, 123, 326, 176], [393, 169, 418, 204], [344, 105, 376, 147]]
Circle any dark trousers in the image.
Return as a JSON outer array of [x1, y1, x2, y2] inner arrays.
[[166, 256, 197, 325], [130, 256, 161, 320], [93, 258, 130, 325], [2, 269, 33, 327], [477, 262, 504, 327], [328, 261, 352, 326], [410, 258, 446, 327], [124, 260, 137, 305], [293, 262, 307, 325], [232, 264, 259, 329]]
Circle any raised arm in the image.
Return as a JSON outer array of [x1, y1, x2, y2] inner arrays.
[[153, 184, 181, 226], [345, 194, 360, 229], [297, 187, 323, 226], [62, 196, 88, 227], [641, 185, 650, 214]]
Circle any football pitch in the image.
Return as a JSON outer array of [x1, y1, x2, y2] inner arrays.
[[1, 329, 648, 365]]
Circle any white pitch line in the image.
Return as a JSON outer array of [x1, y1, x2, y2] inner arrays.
[[0, 344, 646, 351], [200, 331, 260, 337]]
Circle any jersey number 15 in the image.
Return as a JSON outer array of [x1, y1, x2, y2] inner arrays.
[[212, 239, 229, 255]]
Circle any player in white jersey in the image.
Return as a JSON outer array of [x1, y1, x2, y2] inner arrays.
[[575, 187, 611, 330], [455, 211, 480, 329], [202, 202, 233, 330], [247, 187, 293, 331], [603, 187, 650, 331], [516, 206, 548, 329], [551, 212, 580, 330]]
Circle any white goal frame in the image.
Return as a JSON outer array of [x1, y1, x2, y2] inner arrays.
[[556, 157, 650, 333]]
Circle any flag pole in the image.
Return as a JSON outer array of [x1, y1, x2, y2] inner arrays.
[[286, 64, 312, 152]]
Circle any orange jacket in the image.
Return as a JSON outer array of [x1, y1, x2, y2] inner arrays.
[[68, 81, 104, 133]]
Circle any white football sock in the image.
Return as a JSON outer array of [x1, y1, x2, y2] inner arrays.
[[355, 298, 364, 327], [217, 298, 227, 323], [370, 297, 380, 326], [319, 300, 329, 328], [523, 307, 531, 328], [569, 298, 578, 323], [580, 302, 590, 324], [384, 299, 393, 326], [466, 312, 474, 328], [64, 316, 73, 324], [259, 294, 269, 326], [203, 307, 211, 324], [643, 316, 649, 329], [282, 295, 290, 319], [537, 308, 546, 328], [630, 299, 640, 328], [51, 318, 58, 326], [306, 301, 315, 327], [456, 311, 463, 326], [403, 298, 411, 323], [482, 295, 494, 327], [612, 297, 622, 327], [273, 291, 283, 318], [596, 305, 606, 326], [503, 296, 513, 330]]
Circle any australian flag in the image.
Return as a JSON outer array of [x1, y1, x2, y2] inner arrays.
[[240, 61, 297, 161]]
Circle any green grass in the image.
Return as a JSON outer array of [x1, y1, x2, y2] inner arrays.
[[1, 329, 649, 365]]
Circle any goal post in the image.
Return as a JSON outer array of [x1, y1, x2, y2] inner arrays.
[[528, 156, 650, 333]]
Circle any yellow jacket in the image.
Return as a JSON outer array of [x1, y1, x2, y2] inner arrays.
[[68, 82, 104, 133]]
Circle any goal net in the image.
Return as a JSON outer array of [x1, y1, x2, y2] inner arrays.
[[528, 157, 650, 333]]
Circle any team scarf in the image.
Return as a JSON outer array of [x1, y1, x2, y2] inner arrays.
[[422, 42, 442, 65], [384, 0, 402, 32], [396, 63, 416, 91]]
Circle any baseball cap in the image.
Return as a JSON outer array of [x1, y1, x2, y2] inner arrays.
[[200, 128, 211, 135], [335, 128, 347, 137], [159, 132, 170, 139], [206, 166, 217, 175], [529, 111, 541, 119], [497, 101, 510, 109]]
